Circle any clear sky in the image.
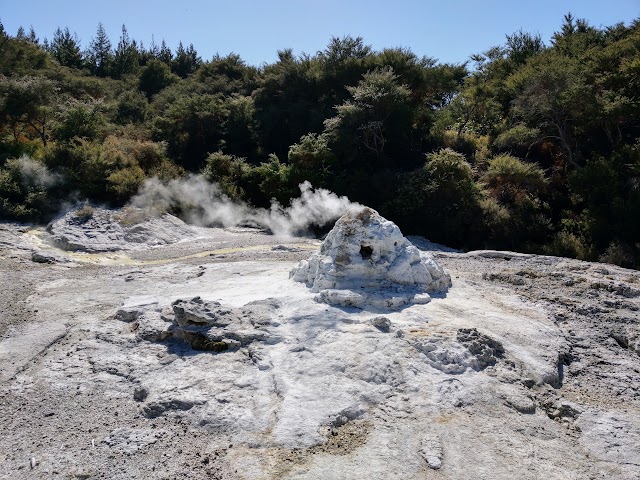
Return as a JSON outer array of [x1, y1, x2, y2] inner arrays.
[[2, 1, 639, 66]]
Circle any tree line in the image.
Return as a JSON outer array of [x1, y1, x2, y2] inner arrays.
[[1, 15, 639, 268]]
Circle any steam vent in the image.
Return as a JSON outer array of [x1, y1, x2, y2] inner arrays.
[[290, 207, 451, 308]]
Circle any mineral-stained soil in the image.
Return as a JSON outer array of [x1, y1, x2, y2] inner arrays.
[[0, 220, 639, 479]]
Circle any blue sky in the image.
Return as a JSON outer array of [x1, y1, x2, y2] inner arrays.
[[2, 1, 638, 65]]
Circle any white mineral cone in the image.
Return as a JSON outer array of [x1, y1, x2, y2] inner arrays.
[[290, 208, 451, 307]]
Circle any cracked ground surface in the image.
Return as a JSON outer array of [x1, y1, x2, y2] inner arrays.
[[0, 223, 639, 479]]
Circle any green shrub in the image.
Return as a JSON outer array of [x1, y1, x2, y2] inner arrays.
[[103, 137, 181, 179], [288, 133, 335, 188], [478, 196, 511, 244], [483, 154, 547, 203], [599, 241, 637, 268], [389, 148, 484, 247], [493, 125, 540, 155], [251, 154, 296, 205], [52, 101, 105, 142], [440, 129, 490, 163], [106, 165, 146, 201], [201, 151, 251, 200], [115, 90, 148, 124], [45, 136, 180, 204], [0, 138, 41, 164], [0, 155, 57, 221], [544, 231, 594, 261], [138, 59, 179, 99], [480, 155, 551, 249]]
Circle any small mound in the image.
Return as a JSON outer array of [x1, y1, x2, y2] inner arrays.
[[290, 208, 451, 308], [46, 206, 198, 252]]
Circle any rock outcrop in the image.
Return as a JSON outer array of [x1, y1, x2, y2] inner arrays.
[[290, 207, 451, 308], [120, 296, 282, 356], [46, 206, 197, 252]]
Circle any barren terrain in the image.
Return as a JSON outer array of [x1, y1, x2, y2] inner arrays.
[[0, 214, 639, 479]]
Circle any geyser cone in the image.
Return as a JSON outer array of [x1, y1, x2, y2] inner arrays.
[[290, 207, 451, 308]]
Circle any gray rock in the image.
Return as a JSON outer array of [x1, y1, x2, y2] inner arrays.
[[133, 386, 148, 402], [457, 328, 505, 369], [103, 428, 166, 454], [115, 308, 144, 323], [135, 313, 171, 342], [142, 396, 204, 419], [420, 434, 443, 470], [31, 250, 65, 264], [291, 208, 451, 308], [576, 410, 640, 467], [369, 316, 391, 332], [46, 207, 197, 252], [172, 297, 241, 327]]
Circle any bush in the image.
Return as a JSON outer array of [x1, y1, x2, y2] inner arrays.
[[102, 137, 181, 179], [287, 133, 335, 188], [440, 129, 490, 163], [481, 155, 550, 249], [44, 137, 178, 204], [478, 197, 511, 245], [152, 93, 227, 170], [73, 203, 94, 223], [493, 124, 540, 156], [115, 90, 148, 124], [0, 155, 58, 221], [599, 241, 637, 269], [138, 60, 178, 99], [251, 154, 296, 205], [52, 101, 105, 142], [483, 154, 547, 203], [389, 148, 484, 247], [45, 139, 115, 201], [106, 165, 146, 201], [0, 137, 41, 164], [222, 96, 259, 159], [544, 231, 594, 261], [568, 150, 640, 253], [201, 151, 252, 200]]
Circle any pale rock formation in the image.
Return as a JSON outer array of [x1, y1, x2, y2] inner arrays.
[[127, 296, 282, 359], [290, 207, 451, 307], [47, 206, 197, 252]]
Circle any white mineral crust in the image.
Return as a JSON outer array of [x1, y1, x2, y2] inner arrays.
[[290, 207, 451, 307]]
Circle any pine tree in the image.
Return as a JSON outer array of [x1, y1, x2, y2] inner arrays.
[[16, 26, 26, 41], [149, 35, 159, 59], [27, 26, 38, 44], [51, 27, 83, 68], [172, 41, 201, 77], [88, 22, 112, 77], [158, 39, 173, 66], [112, 24, 139, 78]]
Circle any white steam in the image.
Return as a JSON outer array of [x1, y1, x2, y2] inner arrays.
[[129, 175, 363, 236], [130, 175, 249, 228], [12, 155, 60, 188]]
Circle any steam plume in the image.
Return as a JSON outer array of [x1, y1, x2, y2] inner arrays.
[[13, 155, 60, 188], [129, 175, 362, 236]]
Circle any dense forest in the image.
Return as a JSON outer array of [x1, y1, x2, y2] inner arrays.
[[1, 16, 639, 267]]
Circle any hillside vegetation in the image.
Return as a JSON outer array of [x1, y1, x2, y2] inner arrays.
[[1, 15, 639, 267]]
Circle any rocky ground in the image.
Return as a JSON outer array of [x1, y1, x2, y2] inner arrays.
[[0, 212, 638, 479]]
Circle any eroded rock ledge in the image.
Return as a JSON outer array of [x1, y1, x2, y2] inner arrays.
[[46, 206, 197, 252]]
